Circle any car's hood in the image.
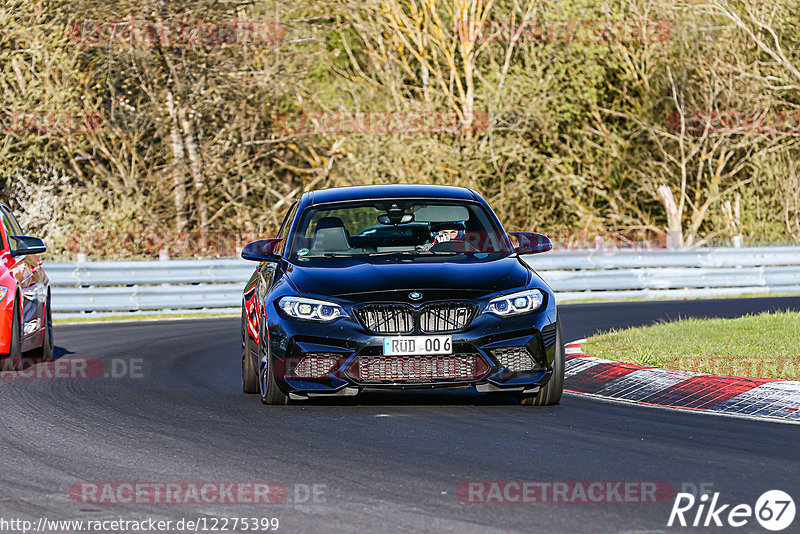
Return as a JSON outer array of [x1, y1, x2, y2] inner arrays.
[[284, 255, 531, 300]]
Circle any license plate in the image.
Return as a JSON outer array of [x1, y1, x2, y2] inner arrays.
[[383, 335, 453, 356]]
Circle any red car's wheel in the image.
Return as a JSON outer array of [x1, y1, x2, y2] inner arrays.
[[241, 303, 259, 393]]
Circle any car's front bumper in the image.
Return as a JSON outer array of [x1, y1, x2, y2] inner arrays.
[[266, 304, 559, 397]]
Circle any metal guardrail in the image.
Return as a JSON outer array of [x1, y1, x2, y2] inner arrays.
[[48, 246, 800, 314], [47, 260, 246, 314]]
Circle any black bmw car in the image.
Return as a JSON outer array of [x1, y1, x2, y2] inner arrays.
[[241, 184, 563, 405]]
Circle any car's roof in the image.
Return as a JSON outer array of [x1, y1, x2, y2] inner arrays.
[[306, 184, 478, 205]]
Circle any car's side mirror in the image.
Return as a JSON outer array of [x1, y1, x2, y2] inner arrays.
[[9, 236, 47, 257], [509, 232, 552, 255], [241, 239, 284, 262]]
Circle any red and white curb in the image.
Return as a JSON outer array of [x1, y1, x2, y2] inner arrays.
[[564, 340, 800, 422]]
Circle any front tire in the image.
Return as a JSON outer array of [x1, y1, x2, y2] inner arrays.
[[241, 305, 259, 394], [521, 319, 565, 406], [258, 327, 288, 405], [1, 298, 22, 371]]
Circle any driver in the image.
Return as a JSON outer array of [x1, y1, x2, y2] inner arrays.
[[419, 221, 466, 251]]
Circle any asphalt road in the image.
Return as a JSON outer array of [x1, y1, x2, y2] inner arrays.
[[1, 297, 800, 533]]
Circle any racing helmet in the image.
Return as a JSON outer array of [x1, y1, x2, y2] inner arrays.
[[431, 221, 466, 241]]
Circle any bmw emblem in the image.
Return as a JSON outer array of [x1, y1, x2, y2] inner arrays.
[[409, 291, 423, 301]]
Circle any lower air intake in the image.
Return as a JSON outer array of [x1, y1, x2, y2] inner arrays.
[[493, 346, 537, 372], [288, 354, 340, 379], [346, 355, 490, 382]]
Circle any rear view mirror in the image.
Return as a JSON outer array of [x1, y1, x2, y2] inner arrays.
[[242, 239, 284, 262], [377, 214, 415, 225], [509, 232, 552, 255], [9, 236, 47, 257]]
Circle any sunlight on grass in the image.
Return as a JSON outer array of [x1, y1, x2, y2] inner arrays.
[[582, 311, 800, 380]]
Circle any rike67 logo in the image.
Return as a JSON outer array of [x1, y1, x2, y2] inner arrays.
[[669, 490, 795, 531]]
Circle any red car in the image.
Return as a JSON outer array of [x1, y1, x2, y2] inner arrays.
[[0, 202, 51, 370]]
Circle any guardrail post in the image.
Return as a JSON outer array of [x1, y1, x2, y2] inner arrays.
[[666, 231, 682, 250]]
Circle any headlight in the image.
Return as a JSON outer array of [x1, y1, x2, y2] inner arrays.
[[278, 296, 347, 322], [483, 289, 545, 316], [0, 287, 6, 302]]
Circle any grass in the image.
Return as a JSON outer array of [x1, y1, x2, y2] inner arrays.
[[582, 310, 800, 380], [54, 312, 237, 325]]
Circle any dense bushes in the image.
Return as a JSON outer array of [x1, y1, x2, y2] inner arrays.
[[1, 0, 799, 256]]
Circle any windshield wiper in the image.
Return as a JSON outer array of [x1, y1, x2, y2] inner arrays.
[[322, 250, 464, 258], [363, 251, 417, 257], [410, 250, 459, 255], [317, 252, 367, 257], [363, 250, 460, 256]]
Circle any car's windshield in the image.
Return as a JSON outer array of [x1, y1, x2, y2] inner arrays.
[[289, 200, 510, 260]]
